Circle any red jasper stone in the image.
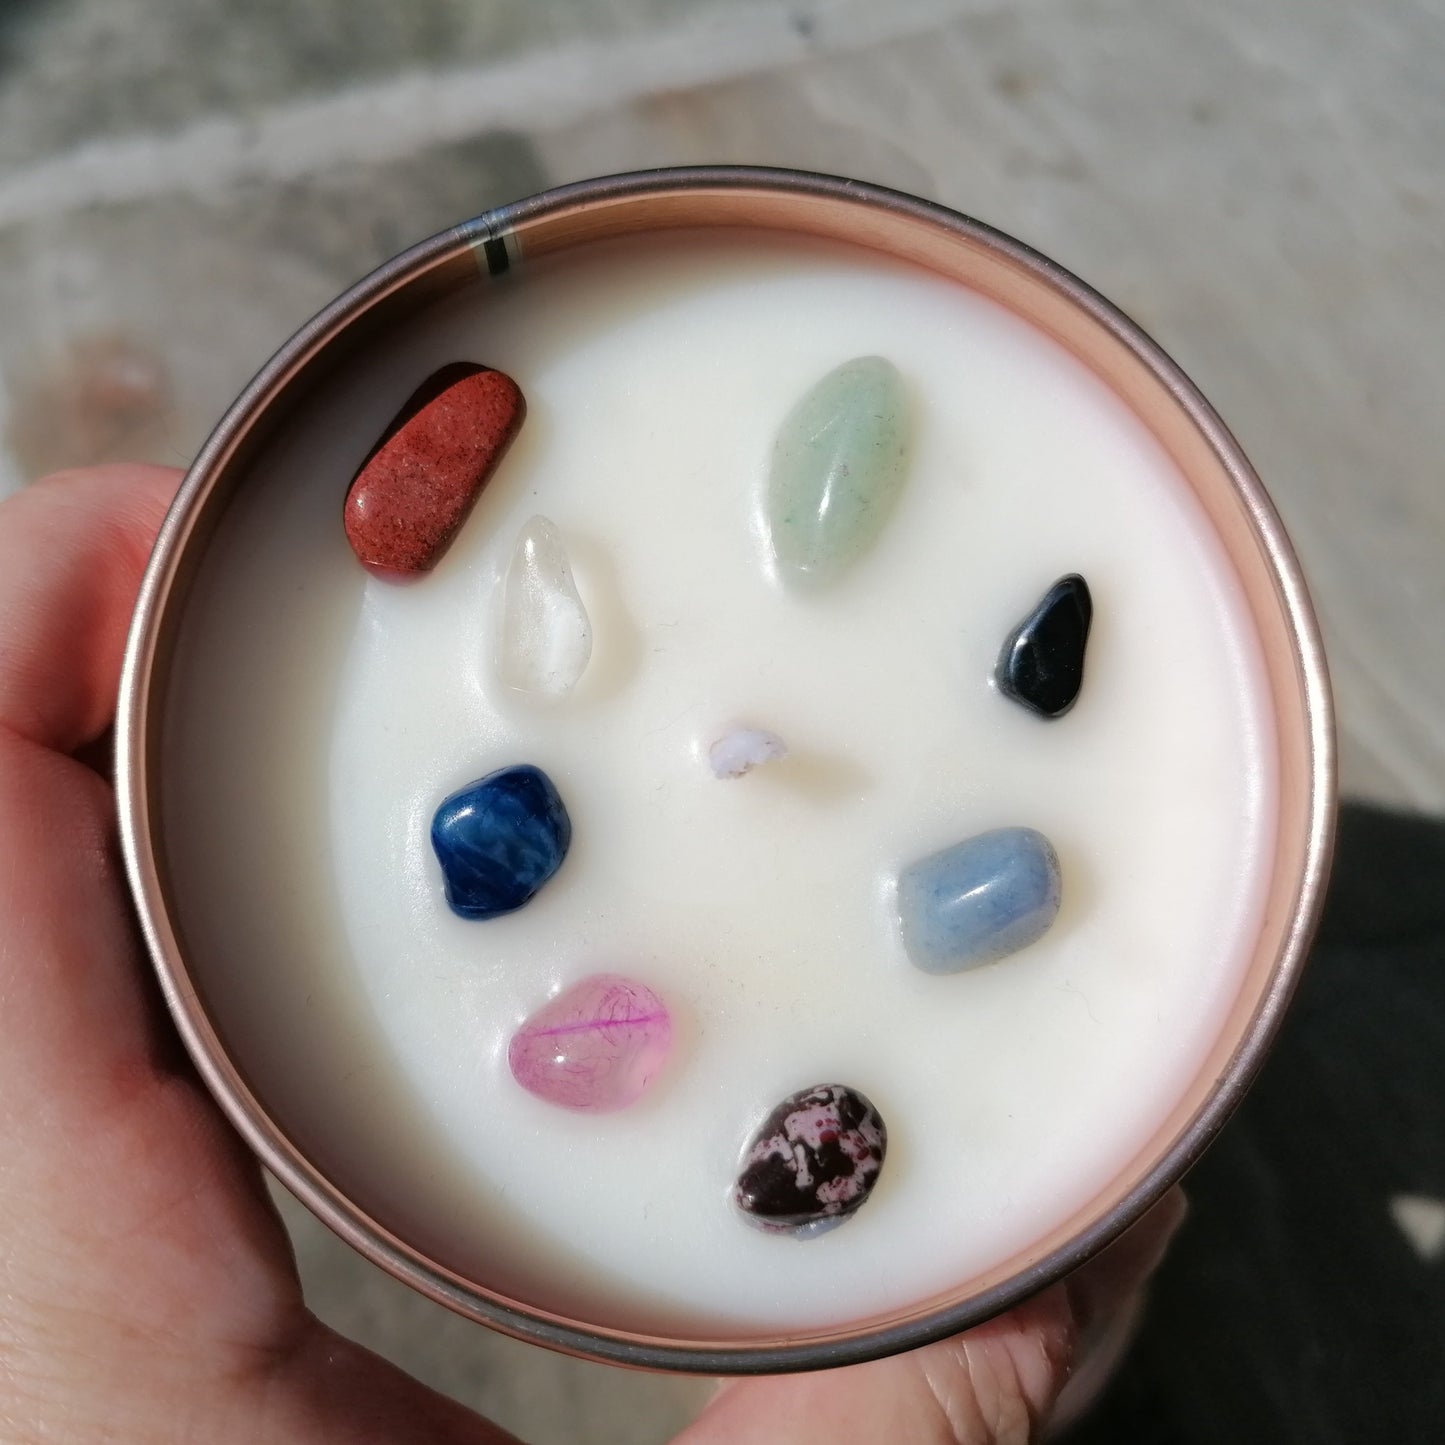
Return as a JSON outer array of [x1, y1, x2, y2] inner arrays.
[[343, 363, 524, 573]]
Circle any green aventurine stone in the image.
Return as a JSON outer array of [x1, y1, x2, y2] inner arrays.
[[766, 356, 909, 588]]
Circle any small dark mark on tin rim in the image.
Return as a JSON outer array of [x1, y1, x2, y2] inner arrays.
[[483, 235, 511, 276]]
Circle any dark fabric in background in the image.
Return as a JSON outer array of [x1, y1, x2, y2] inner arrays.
[[1068, 804, 1445, 1444]]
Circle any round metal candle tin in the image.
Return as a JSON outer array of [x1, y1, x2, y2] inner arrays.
[[117, 167, 1335, 1374]]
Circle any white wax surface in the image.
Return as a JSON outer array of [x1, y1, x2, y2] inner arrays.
[[162, 235, 1277, 1335]]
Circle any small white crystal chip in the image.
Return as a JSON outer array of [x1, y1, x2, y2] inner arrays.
[[708, 727, 789, 779], [497, 516, 593, 699]]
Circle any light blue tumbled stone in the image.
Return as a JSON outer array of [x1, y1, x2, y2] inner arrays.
[[897, 827, 1062, 973]]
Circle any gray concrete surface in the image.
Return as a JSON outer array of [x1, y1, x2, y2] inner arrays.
[[2, 1, 1442, 1440]]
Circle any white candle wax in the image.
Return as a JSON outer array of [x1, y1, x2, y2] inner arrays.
[[162, 233, 1277, 1335]]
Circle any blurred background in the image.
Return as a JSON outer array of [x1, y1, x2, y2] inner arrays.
[[1, 2, 1441, 1441]]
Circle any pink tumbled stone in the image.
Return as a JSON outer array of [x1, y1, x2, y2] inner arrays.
[[508, 974, 672, 1113]]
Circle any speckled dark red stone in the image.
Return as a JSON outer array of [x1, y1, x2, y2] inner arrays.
[[343, 362, 524, 573], [734, 1084, 887, 1237]]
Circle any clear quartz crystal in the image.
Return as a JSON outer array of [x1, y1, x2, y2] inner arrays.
[[497, 515, 592, 699]]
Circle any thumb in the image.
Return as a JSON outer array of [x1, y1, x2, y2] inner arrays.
[[676, 1189, 1186, 1445]]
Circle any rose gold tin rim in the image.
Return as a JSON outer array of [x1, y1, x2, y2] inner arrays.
[[117, 165, 1335, 1375]]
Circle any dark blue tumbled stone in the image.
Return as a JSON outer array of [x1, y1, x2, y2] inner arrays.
[[431, 765, 571, 919], [995, 574, 1093, 718]]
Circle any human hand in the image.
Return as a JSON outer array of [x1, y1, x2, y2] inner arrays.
[[0, 464, 1182, 1444]]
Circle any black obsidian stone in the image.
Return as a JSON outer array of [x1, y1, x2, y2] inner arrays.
[[994, 573, 1093, 718], [734, 1084, 887, 1237]]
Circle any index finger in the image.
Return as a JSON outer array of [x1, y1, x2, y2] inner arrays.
[[0, 465, 180, 755]]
